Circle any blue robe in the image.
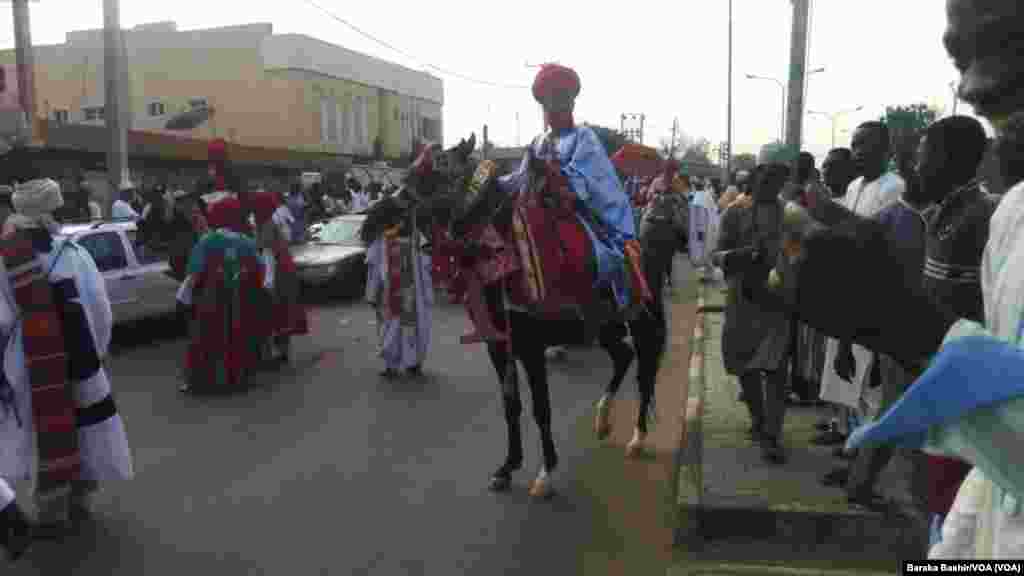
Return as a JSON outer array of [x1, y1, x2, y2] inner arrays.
[[498, 126, 637, 309]]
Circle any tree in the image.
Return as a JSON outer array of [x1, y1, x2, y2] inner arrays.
[[732, 153, 757, 172], [585, 124, 630, 157], [680, 137, 712, 164], [882, 102, 940, 164], [659, 132, 712, 164], [759, 141, 796, 164]]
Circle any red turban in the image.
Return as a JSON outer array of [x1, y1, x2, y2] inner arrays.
[[532, 64, 581, 103], [251, 191, 281, 225], [207, 197, 245, 234]]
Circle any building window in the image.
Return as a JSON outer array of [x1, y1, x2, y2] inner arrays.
[[320, 97, 331, 144], [326, 97, 338, 144], [83, 107, 105, 122], [52, 109, 69, 124], [393, 107, 399, 122], [342, 103, 350, 147], [353, 96, 364, 149], [422, 117, 440, 142], [147, 101, 166, 117], [188, 98, 208, 110]]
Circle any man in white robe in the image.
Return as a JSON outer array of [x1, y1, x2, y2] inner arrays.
[[0, 181, 133, 539], [815, 122, 904, 478], [689, 176, 721, 272], [365, 210, 433, 378]]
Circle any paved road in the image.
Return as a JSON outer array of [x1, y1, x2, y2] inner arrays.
[[9, 262, 697, 575]]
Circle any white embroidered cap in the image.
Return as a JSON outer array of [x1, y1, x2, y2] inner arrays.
[[12, 178, 63, 220]]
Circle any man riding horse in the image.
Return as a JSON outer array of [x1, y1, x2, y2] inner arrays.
[[442, 63, 657, 499]]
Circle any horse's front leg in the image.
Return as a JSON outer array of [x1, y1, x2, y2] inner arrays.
[[594, 320, 634, 441], [517, 333, 558, 499], [486, 339, 523, 492]]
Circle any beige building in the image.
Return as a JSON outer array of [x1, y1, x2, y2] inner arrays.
[[0, 21, 443, 161]]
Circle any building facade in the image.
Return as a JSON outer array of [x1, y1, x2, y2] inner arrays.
[[0, 21, 443, 161]]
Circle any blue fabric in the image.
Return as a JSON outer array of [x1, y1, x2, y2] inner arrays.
[[286, 194, 306, 242], [929, 513, 944, 547], [846, 335, 1024, 451], [497, 126, 637, 309]]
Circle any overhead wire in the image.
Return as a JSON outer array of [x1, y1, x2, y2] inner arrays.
[[299, 0, 530, 90]]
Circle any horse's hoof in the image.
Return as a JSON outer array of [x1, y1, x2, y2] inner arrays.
[[594, 395, 613, 440], [626, 428, 646, 458], [489, 474, 512, 492], [528, 469, 555, 499]]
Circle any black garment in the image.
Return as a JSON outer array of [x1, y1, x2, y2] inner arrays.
[[740, 369, 787, 442], [789, 204, 958, 368], [922, 180, 999, 323]]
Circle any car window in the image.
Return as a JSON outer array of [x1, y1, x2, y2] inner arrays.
[[312, 218, 365, 245], [78, 231, 128, 272], [125, 229, 165, 266]]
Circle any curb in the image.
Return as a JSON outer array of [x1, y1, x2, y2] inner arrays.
[[673, 275, 708, 547], [671, 273, 927, 570]]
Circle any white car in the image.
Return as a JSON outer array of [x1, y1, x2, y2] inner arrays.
[[58, 219, 181, 325], [291, 214, 367, 295]]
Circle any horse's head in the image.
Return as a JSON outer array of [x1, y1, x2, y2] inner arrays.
[[359, 136, 480, 242]]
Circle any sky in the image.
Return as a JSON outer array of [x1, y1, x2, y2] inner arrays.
[[0, 0, 990, 165]]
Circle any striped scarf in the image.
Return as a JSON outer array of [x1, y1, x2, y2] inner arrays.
[[0, 231, 79, 503]]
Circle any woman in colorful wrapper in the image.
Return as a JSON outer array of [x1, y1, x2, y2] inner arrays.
[[177, 197, 267, 393]]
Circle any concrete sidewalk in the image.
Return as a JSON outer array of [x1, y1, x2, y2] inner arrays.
[[670, 273, 926, 575]]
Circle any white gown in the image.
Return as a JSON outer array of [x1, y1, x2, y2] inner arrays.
[[0, 239, 134, 500], [365, 228, 433, 371], [689, 187, 720, 268], [930, 180, 1024, 559], [818, 173, 905, 411]]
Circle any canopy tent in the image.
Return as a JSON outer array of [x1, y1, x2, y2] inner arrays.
[[611, 143, 663, 178]]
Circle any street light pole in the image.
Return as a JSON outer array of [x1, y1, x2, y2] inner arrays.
[[11, 0, 35, 144], [725, 0, 733, 183], [104, 0, 127, 214], [808, 105, 863, 149], [745, 74, 785, 143]]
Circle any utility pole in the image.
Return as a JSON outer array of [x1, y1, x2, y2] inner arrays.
[[11, 0, 35, 144], [104, 0, 128, 214], [669, 118, 679, 158], [785, 0, 810, 165], [482, 124, 489, 160], [724, 0, 733, 183]]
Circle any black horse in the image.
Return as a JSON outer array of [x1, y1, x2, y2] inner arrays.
[[411, 136, 669, 499]]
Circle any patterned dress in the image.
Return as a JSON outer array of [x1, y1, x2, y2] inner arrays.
[[181, 230, 266, 390]]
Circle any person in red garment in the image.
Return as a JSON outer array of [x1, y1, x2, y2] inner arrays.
[[177, 197, 266, 393], [252, 191, 308, 364]]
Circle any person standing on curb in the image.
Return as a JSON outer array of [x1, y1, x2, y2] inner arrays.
[[713, 164, 792, 464]]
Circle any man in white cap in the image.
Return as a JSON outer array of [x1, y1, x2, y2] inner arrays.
[[0, 179, 133, 541]]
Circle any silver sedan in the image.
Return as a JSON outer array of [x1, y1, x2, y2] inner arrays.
[[291, 214, 368, 296]]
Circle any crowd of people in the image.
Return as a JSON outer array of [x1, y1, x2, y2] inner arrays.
[[0, 163, 420, 561], [707, 3, 1024, 553]]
